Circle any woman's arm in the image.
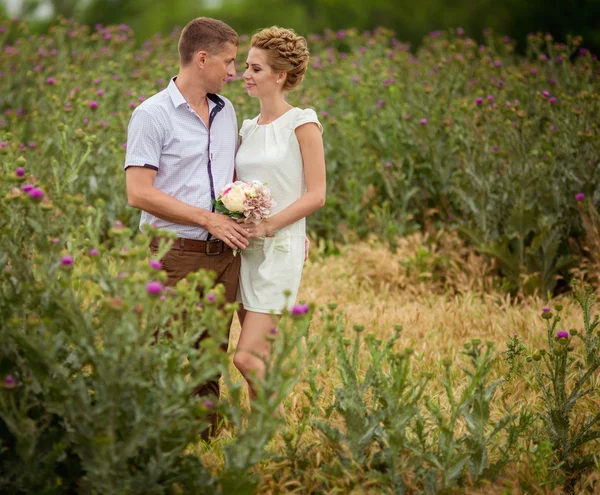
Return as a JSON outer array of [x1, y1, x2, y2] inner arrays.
[[246, 122, 326, 238]]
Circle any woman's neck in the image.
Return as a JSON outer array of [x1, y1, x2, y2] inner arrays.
[[258, 94, 293, 124]]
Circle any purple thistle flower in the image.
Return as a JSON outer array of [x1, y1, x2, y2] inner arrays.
[[45, 77, 55, 84], [556, 331, 569, 339], [492, 145, 499, 153], [320, 111, 329, 118], [1, 141, 7, 148], [146, 281, 163, 295], [456, 27, 465, 36], [149, 259, 162, 269], [61, 255, 74, 266], [420, 118, 428, 126], [542, 307, 551, 313], [15, 167, 24, 177], [376, 99, 385, 108], [291, 303, 310, 315], [494, 60, 503, 67], [351, 76, 360, 83], [96, 89, 105, 96], [542, 90, 550, 98], [89, 100, 98, 109], [576, 193, 585, 201], [475, 97, 483, 105], [549, 97, 557, 104], [51, 238, 60, 244], [89, 248, 99, 256], [204, 399, 214, 409], [269, 327, 278, 335], [385, 161, 392, 168], [487, 95, 494, 102], [4, 375, 16, 389], [28, 188, 44, 200], [206, 292, 216, 303]]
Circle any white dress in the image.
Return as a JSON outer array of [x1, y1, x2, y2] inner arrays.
[[235, 107, 322, 314]]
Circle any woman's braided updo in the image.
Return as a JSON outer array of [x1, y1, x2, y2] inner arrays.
[[250, 27, 309, 91]]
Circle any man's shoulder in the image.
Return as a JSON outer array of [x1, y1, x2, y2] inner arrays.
[[215, 93, 236, 114], [132, 89, 171, 118]]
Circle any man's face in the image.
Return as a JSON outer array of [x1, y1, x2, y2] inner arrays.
[[203, 42, 237, 93]]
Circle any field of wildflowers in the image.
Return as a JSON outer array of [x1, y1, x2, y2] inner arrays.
[[1, 17, 600, 494]]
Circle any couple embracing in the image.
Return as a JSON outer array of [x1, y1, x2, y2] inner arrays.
[[124, 17, 326, 435]]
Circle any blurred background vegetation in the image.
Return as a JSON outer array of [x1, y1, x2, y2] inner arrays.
[[1, 0, 600, 52]]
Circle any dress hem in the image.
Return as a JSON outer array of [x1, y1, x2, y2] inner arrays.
[[240, 305, 284, 316]]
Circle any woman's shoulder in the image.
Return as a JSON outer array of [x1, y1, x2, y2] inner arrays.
[[293, 107, 323, 134], [239, 115, 260, 137]]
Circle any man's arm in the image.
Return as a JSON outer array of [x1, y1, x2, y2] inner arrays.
[[126, 167, 249, 249]]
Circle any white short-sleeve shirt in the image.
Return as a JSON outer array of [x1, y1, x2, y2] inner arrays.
[[124, 77, 237, 240]]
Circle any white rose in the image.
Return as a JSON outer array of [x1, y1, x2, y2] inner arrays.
[[221, 184, 246, 212]]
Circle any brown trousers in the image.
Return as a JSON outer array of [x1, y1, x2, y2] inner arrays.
[[150, 239, 241, 437]]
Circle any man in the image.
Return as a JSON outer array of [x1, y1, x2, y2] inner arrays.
[[124, 17, 249, 436]]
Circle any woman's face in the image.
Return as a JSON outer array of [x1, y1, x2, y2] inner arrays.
[[243, 47, 283, 97]]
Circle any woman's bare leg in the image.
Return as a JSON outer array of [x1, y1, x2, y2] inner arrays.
[[233, 310, 279, 401]]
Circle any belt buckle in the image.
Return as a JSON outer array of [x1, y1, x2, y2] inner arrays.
[[205, 239, 224, 256]]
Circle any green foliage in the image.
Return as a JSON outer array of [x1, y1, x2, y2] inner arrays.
[[502, 334, 528, 381], [1, 19, 599, 294], [531, 293, 600, 489], [305, 318, 530, 493], [0, 174, 319, 493]]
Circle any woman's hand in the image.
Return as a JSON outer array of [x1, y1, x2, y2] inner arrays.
[[244, 221, 274, 238]]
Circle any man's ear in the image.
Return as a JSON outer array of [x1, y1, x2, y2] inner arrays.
[[195, 50, 208, 68]]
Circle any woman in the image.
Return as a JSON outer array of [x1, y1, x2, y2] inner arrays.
[[233, 27, 326, 402]]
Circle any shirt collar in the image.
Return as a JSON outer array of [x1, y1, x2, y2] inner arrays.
[[167, 77, 186, 108], [167, 77, 225, 112]]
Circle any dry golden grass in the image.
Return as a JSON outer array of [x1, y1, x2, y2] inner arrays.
[[207, 232, 599, 494]]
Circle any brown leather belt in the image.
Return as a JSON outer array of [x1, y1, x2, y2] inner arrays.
[[149, 236, 232, 256]]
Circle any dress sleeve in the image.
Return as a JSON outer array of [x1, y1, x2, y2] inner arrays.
[[294, 108, 323, 134], [239, 119, 252, 140]]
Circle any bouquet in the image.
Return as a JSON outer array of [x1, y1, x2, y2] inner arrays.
[[212, 181, 275, 255], [212, 180, 275, 223]]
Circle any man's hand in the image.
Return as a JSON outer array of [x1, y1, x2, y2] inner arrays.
[[205, 213, 250, 250]]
